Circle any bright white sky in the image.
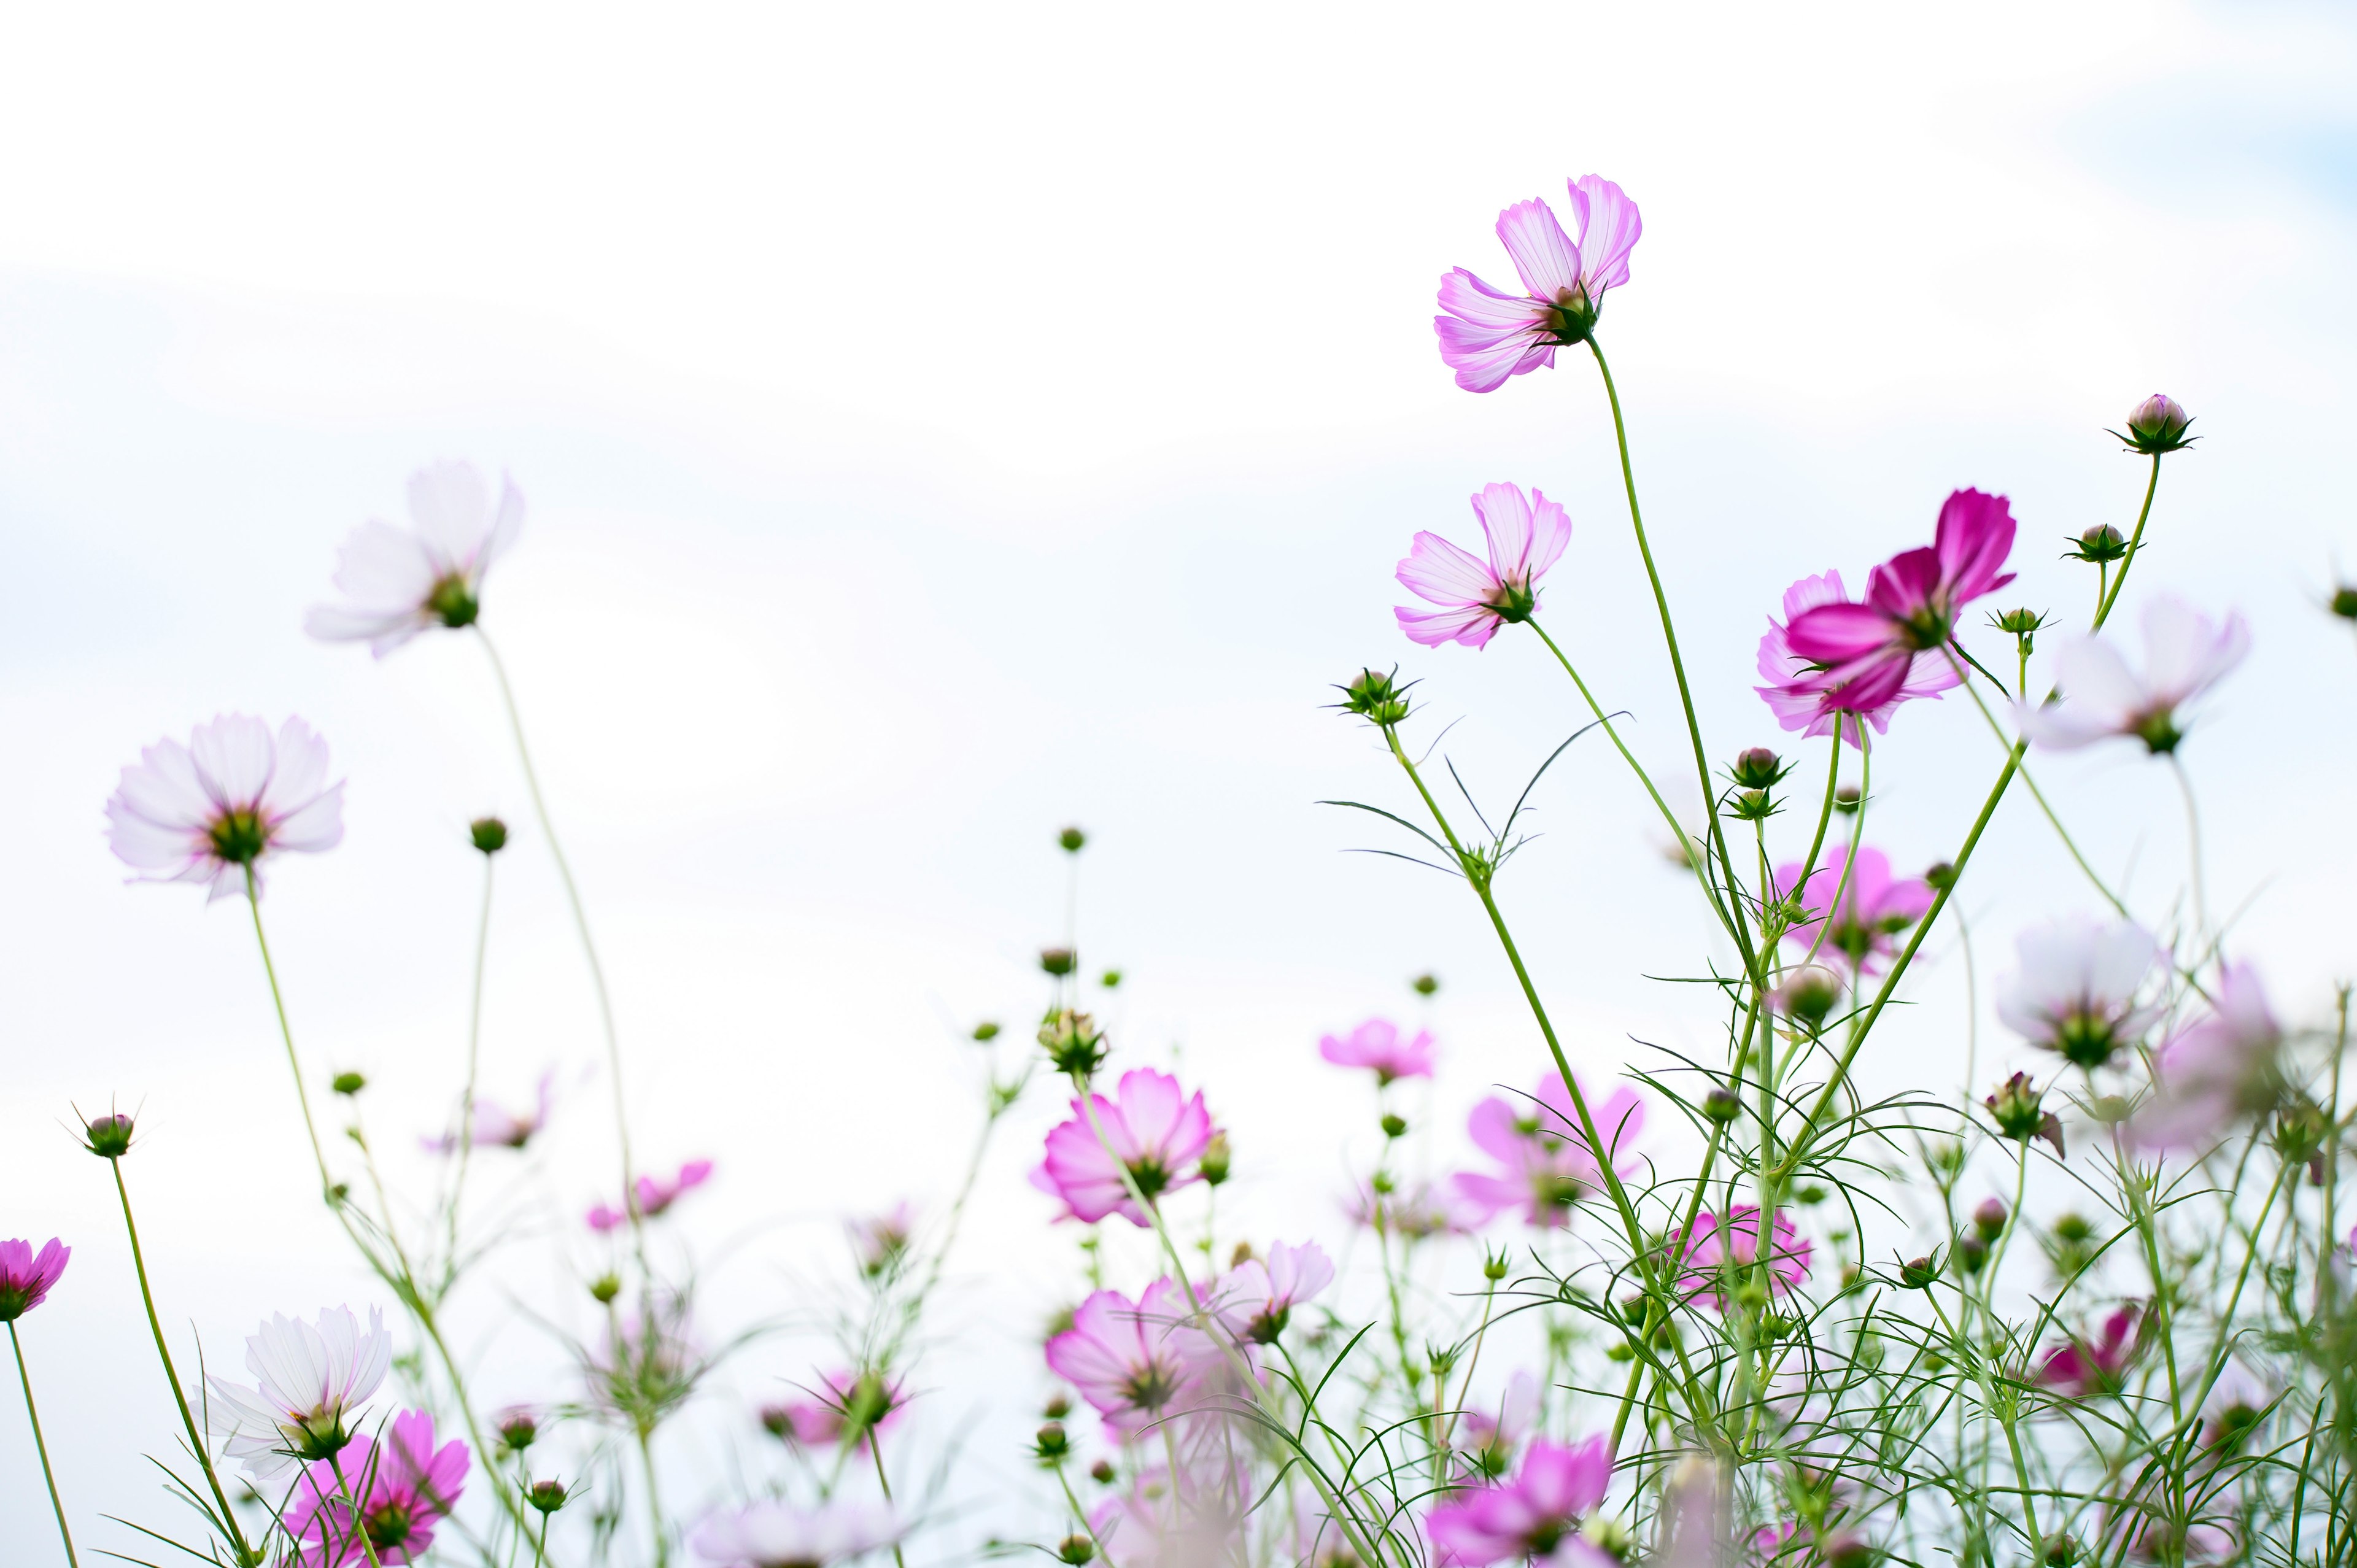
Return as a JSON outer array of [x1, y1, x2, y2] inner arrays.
[[4, 0, 2356, 1554]]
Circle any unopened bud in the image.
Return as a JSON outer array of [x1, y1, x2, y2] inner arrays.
[[1058, 1535, 1096, 1566], [1411, 971, 1439, 997], [589, 1273, 622, 1305], [1337, 667, 1411, 727], [498, 1409, 538, 1451], [1040, 948, 1077, 977], [1833, 785, 1861, 816], [1898, 1255, 1940, 1290], [2041, 1535, 2078, 1567], [331, 1072, 366, 1097], [1039, 1010, 1107, 1076], [1199, 1133, 1231, 1187], [1058, 827, 1086, 854], [525, 1479, 568, 1513], [1993, 607, 2045, 636], [1795, 1184, 1827, 1206], [1099, 970, 1122, 989], [2117, 393, 2194, 455], [1483, 1253, 1508, 1282], [1034, 1421, 1070, 1461], [972, 1020, 1001, 1042], [1956, 1235, 1988, 1275], [1043, 1394, 1072, 1419], [1703, 1087, 1743, 1124], [1817, 1531, 1873, 1568], [2070, 523, 2129, 565], [1731, 747, 1785, 789], [1380, 1112, 1408, 1139], [1730, 787, 1775, 822], [81, 1111, 136, 1159], [1777, 965, 1843, 1027], [2052, 1213, 2092, 1244], [1088, 1459, 1115, 1485], [469, 816, 509, 855], [1923, 861, 1956, 892], [1972, 1197, 2009, 1240], [1984, 1073, 2064, 1156], [2334, 585, 2357, 622]]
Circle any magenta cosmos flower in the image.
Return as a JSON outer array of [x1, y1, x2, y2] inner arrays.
[[1213, 1240, 1334, 1345], [1756, 570, 1957, 743], [1319, 1018, 1438, 1084], [1665, 1207, 1812, 1310], [1434, 177, 1641, 393], [1426, 1435, 1617, 1568], [1458, 1369, 1541, 1478], [306, 460, 525, 657], [0, 1238, 69, 1321], [285, 1408, 468, 1567], [106, 714, 344, 903], [1035, 1068, 1213, 1227], [762, 1369, 907, 1451], [1452, 1075, 1645, 1229], [1995, 917, 2161, 1070], [1775, 848, 1933, 975], [2018, 595, 2249, 755], [589, 1158, 714, 1232], [1045, 1278, 1218, 1435], [2038, 1303, 2145, 1399], [692, 1500, 903, 1568], [2131, 964, 2283, 1151], [1778, 489, 2018, 716], [1396, 483, 1573, 650]]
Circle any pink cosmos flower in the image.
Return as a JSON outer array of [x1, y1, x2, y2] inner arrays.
[[589, 1159, 714, 1231], [1345, 1178, 1485, 1240], [106, 715, 345, 903], [2018, 595, 2250, 755], [848, 1202, 916, 1277], [427, 1069, 556, 1153], [762, 1369, 907, 1451], [0, 1238, 69, 1321], [1090, 1458, 1250, 1568], [1212, 1240, 1334, 1345], [1779, 490, 2018, 716], [691, 1500, 902, 1568], [1396, 484, 1574, 650], [2130, 964, 2283, 1151], [1457, 1369, 1541, 1478], [1035, 1068, 1213, 1227], [1319, 1018, 1438, 1084], [285, 1408, 469, 1567], [1755, 570, 1958, 743], [2038, 1303, 2145, 1399], [306, 460, 525, 657], [1433, 177, 1641, 393], [1995, 917, 2161, 1069], [1453, 1075, 1646, 1229], [1665, 1208, 1812, 1310], [1774, 848, 1933, 975], [1044, 1279, 1218, 1435], [1425, 1435, 1617, 1567]]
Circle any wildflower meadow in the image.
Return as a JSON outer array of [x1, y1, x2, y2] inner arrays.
[[10, 162, 2357, 1568]]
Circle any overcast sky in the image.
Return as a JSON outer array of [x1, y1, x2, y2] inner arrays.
[[4, 0, 2356, 1553]]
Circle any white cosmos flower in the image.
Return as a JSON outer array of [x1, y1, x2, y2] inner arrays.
[[1995, 916, 2163, 1068], [306, 460, 525, 657], [691, 1500, 903, 1568], [206, 1305, 392, 1482], [2017, 595, 2250, 754], [105, 715, 344, 903]]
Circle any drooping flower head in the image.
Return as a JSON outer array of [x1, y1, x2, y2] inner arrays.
[[1396, 484, 1574, 650], [285, 1408, 469, 1566], [1434, 177, 1641, 393], [2130, 964, 2285, 1151], [1995, 917, 2162, 1070], [589, 1159, 714, 1232], [2018, 596, 2249, 755], [1452, 1075, 1646, 1229], [1666, 1208, 1812, 1311], [106, 715, 345, 902], [1425, 1434, 1617, 1567], [1045, 1279, 1218, 1436], [428, 1068, 556, 1153], [1213, 1240, 1334, 1345], [2038, 1303, 2145, 1399], [848, 1202, 917, 1278], [306, 461, 525, 657], [691, 1500, 903, 1568], [1756, 570, 1958, 743], [1774, 848, 1933, 975], [207, 1305, 394, 1481], [1779, 490, 2017, 715], [1319, 1019, 1438, 1085], [1036, 1068, 1214, 1227], [0, 1238, 69, 1321]]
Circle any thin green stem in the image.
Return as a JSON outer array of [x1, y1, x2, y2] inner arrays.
[[10, 1321, 78, 1568], [2169, 754, 2208, 941], [246, 865, 333, 1196], [2094, 454, 2164, 630], [328, 1450, 388, 1568], [447, 852, 498, 1283], [634, 1422, 670, 1568], [1945, 646, 2130, 917]]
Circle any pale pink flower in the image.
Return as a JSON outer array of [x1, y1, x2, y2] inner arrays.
[[1319, 1018, 1438, 1084], [2130, 964, 2284, 1151], [426, 1068, 555, 1153], [1035, 1068, 1213, 1227], [1213, 1240, 1334, 1344], [106, 715, 344, 903], [1755, 570, 1957, 743], [1044, 1279, 1218, 1435], [1458, 1369, 1541, 1477], [691, 1500, 902, 1568], [1995, 917, 2162, 1069], [1665, 1208, 1811, 1310], [761, 1369, 907, 1451], [1425, 1435, 1617, 1567], [0, 1238, 68, 1321], [285, 1408, 468, 1566], [1434, 177, 1641, 393], [1773, 848, 1933, 976], [589, 1159, 714, 1232], [1453, 1075, 1645, 1229], [1396, 483, 1574, 649], [207, 1306, 393, 1482], [2018, 595, 2250, 754], [1345, 1178, 1484, 1240], [1778, 490, 2017, 716], [306, 460, 525, 657], [1089, 1457, 1250, 1568], [2037, 1303, 2145, 1399], [848, 1202, 917, 1277]]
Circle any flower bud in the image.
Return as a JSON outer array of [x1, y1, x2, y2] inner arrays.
[[1088, 1459, 1116, 1485], [1983, 1073, 2065, 1157], [1729, 787, 1775, 822], [1039, 1010, 1107, 1076], [498, 1409, 538, 1451], [1776, 965, 1843, 1027], [1817, 1531, 1874, 1568], [1955, 1235, 1988, 1275], [759, 1404, 794, 1440], [1059, 1535, 1096, 1566], [469, 816, 509, 855], [1972, 1197, 2008, 1240], [1992, 607, 2046, 636], [1483, 1251, 1508, 1282], [2068, 523, 2129, 565], [1923, 861, 1956, 892], [1795, 1184, 1827, 1206], [2117, 393, 2194, 455], [1043, 1394, 1072, 1419], [2334, 585, 2357, 622], [1731, 747, 1786, 789], [1703, 1087, 1743, 1124], [1099, 969, 1122, 989], [1035, 1421, 1070, 1462], [1833, 785, 1861, 816], [331, 1072, 366, 1097], [525, 1479, 568, 1514], [972, 1020, 1001, 1042], [81, 1111, 136, 1159], [1040, 948, 1077, 977], [1411, 971, 1440, 997], [1199, 1133, 1231, 1188], [2051, 1213, 2092, 1245], [1058, 826, 1087, 854], [1840, 1264, 1862, 1292], [1336, 667, 1411, 727], [589, 1273, 622, 1305], [2041, 1535, 2078, 1567], [1380, 1113, 1409, 1140], [1897, 1255, 1940, 1290]]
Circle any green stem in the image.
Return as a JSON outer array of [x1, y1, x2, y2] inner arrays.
[[2094, 454, 2164, 630], [447, 852, 498, 1283], [9, 1321, 78, 1568], [1945, 647, 2130, 917], [246, 864, 333, 1196], [634, 1423, 670, 1568], [328, 1450, 388, 1568]]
